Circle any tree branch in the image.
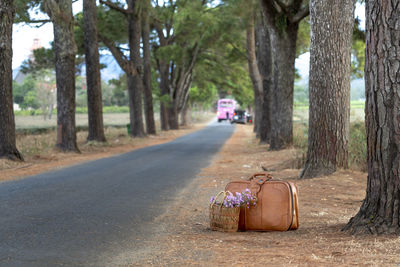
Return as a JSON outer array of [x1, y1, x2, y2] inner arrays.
[[23, 19, 52, 28], [26, 19, 52, 24], [43, 0, 62, 21], [152, 19, 167, 45], [99, 0, 130, 15], [98, 33, 136, 76], [260, 0, 280, 29], [290, 3, 309, 24], [274, 0, 289, 15]]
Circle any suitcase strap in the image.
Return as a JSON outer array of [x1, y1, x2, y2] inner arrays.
[[248, 173, 272, 194]]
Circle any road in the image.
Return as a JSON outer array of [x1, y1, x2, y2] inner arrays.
[[0, 122, 235, 266]]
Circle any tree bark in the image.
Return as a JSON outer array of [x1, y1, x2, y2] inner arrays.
[[268, 25, 297, 150], [0, 0, 23, 161], [256, 17, 273, 144], [45, 0, 79, 152], [142, 4, 156, 135], [127, 0, 145, 137], [260, 0, 309, 150], [344, 0, 400, 235], [246, 11, 263, 137], [300, 0, 354, 179], [83, 0, 106, 142], [180, 101, 191, 126], [159, 61, 170, 131], [168, 104, 179, 130]]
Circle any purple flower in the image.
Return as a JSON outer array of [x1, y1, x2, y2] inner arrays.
[[210, 189, 257, 208], [210, 196, 215, 204]]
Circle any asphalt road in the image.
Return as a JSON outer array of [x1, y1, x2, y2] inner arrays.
[[0, 121, 235, 266]]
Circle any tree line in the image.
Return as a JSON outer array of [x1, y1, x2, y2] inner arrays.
[[1, 0, 400, 234]]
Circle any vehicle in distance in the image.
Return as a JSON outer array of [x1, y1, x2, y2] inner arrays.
[[217, 99, 235, 122]]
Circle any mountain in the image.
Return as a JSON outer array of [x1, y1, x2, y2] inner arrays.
[[99, 54, 124, 82]]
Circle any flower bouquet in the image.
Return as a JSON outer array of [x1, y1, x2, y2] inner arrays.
[[209, 189, 257, 232]]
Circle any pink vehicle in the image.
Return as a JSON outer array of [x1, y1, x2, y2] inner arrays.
[[217, 99, 236, 122]]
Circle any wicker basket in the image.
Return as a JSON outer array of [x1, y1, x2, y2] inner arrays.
[[209, 191, 240, 232]]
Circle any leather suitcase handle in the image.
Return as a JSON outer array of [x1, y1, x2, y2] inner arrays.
[[248, 173, 273, 181]]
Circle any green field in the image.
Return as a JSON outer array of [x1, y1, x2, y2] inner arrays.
[[15, 113, 133, 129], [293, 100, 365, 123], [14, 111, 214, 131]]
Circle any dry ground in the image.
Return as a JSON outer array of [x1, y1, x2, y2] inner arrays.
[[2, 120, 400, 266], [132, 124, 400, 267]]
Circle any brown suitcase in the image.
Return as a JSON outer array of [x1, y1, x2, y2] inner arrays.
[[225, 173, 299, 231]]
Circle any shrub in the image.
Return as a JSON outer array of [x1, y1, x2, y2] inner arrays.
[[293, 123, 308, 151], [103, 106, 129, 113], [292, 123, 308, 168], [292, 122, 367, 171], [348, 122, 367, 171]]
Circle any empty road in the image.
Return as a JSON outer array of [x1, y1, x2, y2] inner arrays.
[[0, 122, 234, 266]]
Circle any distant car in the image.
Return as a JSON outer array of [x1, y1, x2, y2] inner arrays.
[[231, 109, 247, 124]]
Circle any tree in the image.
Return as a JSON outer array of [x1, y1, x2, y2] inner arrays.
[[13, 75, 37, 109], [98, 0, 145, 137], [43, 0, 79, 152], [255, 17, 273, 143], [344, 0, 400, 235], [299, 0, 355, 178], [21, 47, 55, 75], [142, 0, 156, 135], [35, 70, 57, 120], [0, 0, 24, 161], [246, 7, 263, 136], [351, 18, 366, 79], [108, 75, 129, 106], [259, 0, 309, 150], [152, 0, 224, 130], [83, 0, 106, 142]]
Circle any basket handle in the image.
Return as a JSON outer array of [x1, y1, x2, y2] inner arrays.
[[210, 191, 232, 207]]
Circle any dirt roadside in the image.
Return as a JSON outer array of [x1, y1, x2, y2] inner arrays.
[[132, 124, 400, 266], [0, 121, 211, 182]]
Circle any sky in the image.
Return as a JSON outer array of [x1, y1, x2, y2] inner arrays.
[[12, 1, 366, 78], [12, 1, 83, 69]]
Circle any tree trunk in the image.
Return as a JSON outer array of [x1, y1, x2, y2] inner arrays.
[[180, 102, 191, 126], [246, 11, 263, 137], [159, 62, 170, 131], [268, 25, 297, 150], [300, 0, 354, 179], [168, 105, 179, 130], [83, 0, 106, 142], [142, 5, 156, 135], [256, 19, 273, 144], [253, 97, 262, 136], [344, 0, 400, 235], [0, 0, 23, 161], [127, 74, 145, 137], [45, 0, 79, 152], [127, 0, 145, 137], [260, 0, 309, 150]]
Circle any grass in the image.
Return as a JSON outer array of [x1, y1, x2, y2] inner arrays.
[[294, 100, 365, 109], [15, 113, 133, 129], [293, 108, 365, 123], [14, 111, 215, 158], [293, 121, 367, 171]]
